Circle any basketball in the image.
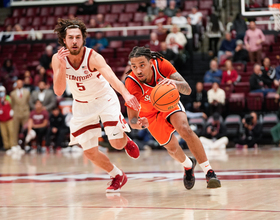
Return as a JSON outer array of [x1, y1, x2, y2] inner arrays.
[[150, 84, 180, 112]]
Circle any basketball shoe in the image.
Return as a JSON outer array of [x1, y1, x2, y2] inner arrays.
[[206, 169, 221, 188], [124, 137, 140, 159], [183, 156, 197, 190], [106, 171, 128, 193]]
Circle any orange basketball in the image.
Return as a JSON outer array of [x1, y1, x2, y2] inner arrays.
[[150, 84, 180, 112]]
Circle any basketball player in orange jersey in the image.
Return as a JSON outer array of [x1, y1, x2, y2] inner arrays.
[[52, 18, 140, 193], [125, 47, 221, 189]]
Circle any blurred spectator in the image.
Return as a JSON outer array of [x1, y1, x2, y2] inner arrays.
[[10, 79, 30, 146], [0, 59, 19, 83], [159, 42, 178, 65], [96, 14, 110, 28], [203, 60, 222, 83], [0, 86, 16, 150], [171, 9, 187, 26], [146, 2, 159, 22], [206, 14, 224, 57], [88, 18, 98, 29], [218, 32, 236, 64], [249, 64, 275, 96], [45, 106, 68, 150], [89, 32, 108, 52], [34, 66, 53, 87], [244, 21, 265, 64], [221, 60, 239, 84], [77, 0, 97, 15], [26, 100, 49, 153], [233, 39, 249, 63], [155, 0, 167, 10], [261, 57, 279, 88], [274, 65, 280, 97], [29, 81, 56, 112], [39, 45, 54, 71], [164, 0, 178, 17], [207, 82, 225, 115], [137, 2, 148, 12], [186, 81, 209, 114], [0, 24, 14, 42], [154, 23, 168, 42], [152, 9, 168, 25], [235, 112, 262, 149], [270, 121, 280, 145], [231, 13, 247, 40], [167, 37, 183, 54], [149, 32, 161, 52], [165, 24, 187, 50], [23, 76, 35, 93], [185, 16, 193, 68], [23, 70, 33, 85], [13, 24, 27, 41], [200, 112, 228, 149], [189, 6, 202, 50]]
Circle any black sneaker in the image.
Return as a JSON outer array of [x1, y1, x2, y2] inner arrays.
[[183, 157, 197, 190], [206, 169, 221, 188]]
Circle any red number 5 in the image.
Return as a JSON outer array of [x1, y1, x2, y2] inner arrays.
[[76, 83, 86, 91]]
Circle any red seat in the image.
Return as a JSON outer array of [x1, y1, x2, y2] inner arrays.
[[100, 48, 115, 59], [13, 8, 25, 17], [98, 5, 111, 14], [200, 9, 209, 17], [26, 7, 39, 17], [18, 17, 31, 28], [184, 1, 198, 10], [109, 41, 123, 49], [232, 62, 245, 73], [126, 30, 136, 36], [203, 82, 212, 92], [136, 29, 150, 36], [115, 66, 126, 78], [263, 34, 275, 46], [124, 40, 138, 49], [228, 93, 245, 112], [116, 48, 131, 58], [265, 92, 279, 111], [128, 22, 142, 27], [68, 6, 78, 15], [118, 13, 133, 23], [78, 15, 90, 24], [240, 72, 251, 82], [31, 44, 46, 52], [104, 14, 119, 23], [45, 16, 57, 27], [139, 40, 149, 47], [44, 33, 56, 39], [199, 1, 213, 9], [4, 17, 16, 26], [105, 31, 121, 37], [234, 82, 250, 95], [41, 7, 54, 17], [125, 3, 139, 13], [108, 58, 126, 68], [1, 45, 17, 53], [111, 4, 125, 13], [247, 92, 264, 111], [32, 17, 43, 26], [54, 6, 66, 16], [220, 83, 234, 98], [16, 44, 31, 53], [133, 12, 145, 22]]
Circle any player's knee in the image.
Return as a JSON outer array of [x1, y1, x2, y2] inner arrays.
[[164, 145, 178, 154], [178, 123, 194, 137], [109, 139, 126, 150], [83, 147, 98, 160]]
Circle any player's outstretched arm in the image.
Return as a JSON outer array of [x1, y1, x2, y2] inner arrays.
[[127, 107, 149, 130], [90, 53, 139, 111], [159, 72, 192, 95], [52, 47, 70, 96]]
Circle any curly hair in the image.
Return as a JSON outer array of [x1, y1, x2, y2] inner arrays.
[[54, 18, 87, 47]]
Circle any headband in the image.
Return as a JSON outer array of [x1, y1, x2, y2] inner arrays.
[[64, 24, 79, 31]]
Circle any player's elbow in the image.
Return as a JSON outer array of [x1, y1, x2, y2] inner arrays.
[[54, 88, 64, 96], [186, 87, 192, 95]]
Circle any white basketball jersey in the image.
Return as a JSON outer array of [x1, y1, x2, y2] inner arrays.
[[65, 47, 112, 101]]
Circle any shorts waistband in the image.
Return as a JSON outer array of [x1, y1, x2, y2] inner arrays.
[[75, 99, 88, 103]]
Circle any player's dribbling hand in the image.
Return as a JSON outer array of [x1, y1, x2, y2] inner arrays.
[[158, 78, 177, 88], [124, 94, 140, 111], [57, 47, 70, 66], [137, 117, 149, 129]]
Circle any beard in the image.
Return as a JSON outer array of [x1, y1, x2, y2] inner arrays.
[[68, 45, 83, 55]]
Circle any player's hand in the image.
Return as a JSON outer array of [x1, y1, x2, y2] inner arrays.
[[124, 94, 140, 111], [57, 47, 70, 66], [137, 117, 149, 129], [158, 78, 177, 88]]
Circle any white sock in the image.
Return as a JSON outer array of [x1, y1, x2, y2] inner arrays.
[[108, 165, 123, 177], [199, 161, 212, 174], [181, 155, 193, 169]]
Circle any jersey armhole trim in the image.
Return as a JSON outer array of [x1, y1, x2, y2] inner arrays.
[[154, 59, 166, 78], [87, 49, 95, 72], [126, 75, 144, 95]]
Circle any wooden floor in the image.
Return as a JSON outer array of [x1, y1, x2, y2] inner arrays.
[[0, 147, 280, 220]]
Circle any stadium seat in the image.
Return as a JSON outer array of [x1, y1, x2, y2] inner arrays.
[[263, 34, 275, 46], [203, 82, 212, 91], [133, 12, 145, 22], [16, 44, 31, 53], [18, 17, 32, 28], [228, 93, 245, 112], [262, 113, 279, 140], [124, 40, 138, 49], [98, 5, 111, 14], [125, 3, 139, 13], [45, 16, 57, 27], [104, 14, 119, 24], [32, 17, 44, 26], [184, 1, 198, 11], [115, 66, 126, 78], [1, 44, 17, 53], [26, 7, 39, 17], [247, 92, 264, 111], [139, 39, 149, 47], [4, 17, 16, 26], [265, 92, 279, 111], [31, 44, 46, 52], [109, 41, 123, 49], [44, 33, 56, 39], [225, 114, 242, 138], [199, 0, 213, 9], [54, 6, 67, 16], [40, 7, 54, 17], [234, 82, 250, 95], [116, 48, 131, 58], [232, 62, 245, 73], [111, 4, 125, 14], [68, 6, 78, 15], [189, 118, 206, 136], [105, 31, 120, 37], [220, 83, 233, 98], [118, 13, 133, 23], [128, 22, 142, 27], [136, 29, 150, 36], [13, 8, 25, 17], [239, 72, 251, 82], [100, 48, 115, 59]]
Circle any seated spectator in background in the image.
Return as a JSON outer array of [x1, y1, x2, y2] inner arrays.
[[137, 2, 148, 12], [89, 32, 108, 52], [207, 82, 225, 115], [23, 70, 33, 85], [244, 21, 265, 64], [23, 75, 35, 93], [29, 81, 56, 112], [45, 107, 68, 151], [88, 18, 98, 29], [146, 1, 159, 22], [154, 23, 168, 42], [39, 45, 54, 71], [152, 9, 168, 25], [274, 65, 280, 97], [235, 112, 262, 149], [164, 0, 178, 17], [159, 41, 178, 65], [221, 60, 239, 84], [149, 32, 161, 52], [200, 112, 228, 149], [261, 57, 279, 88], [76, 0, 97, 15], [203, 59, 222, 83], [34, 66, 53, 87], [13, 24, 27, 41], [0, 24, 14, 42], [189, 6, 203, 49], [186, 81, 209, 114], [249, 64, 275, 96], [155, 0, 167, 10], [231, 13, 247, 40], [218, 32, 236, 64], [165, 24, 187, 49], [167, 37, 183, 54], [10, 79, 30, 146], [26, 100, 49, 153], [0, 59, 19, 84], [206, 13, 224, 57], [185, 16, 193, 64], [171, 9, 187, 26], [0, 86, 16, 151], [233, 39, 249, 63], [96, 14, 110, 28]]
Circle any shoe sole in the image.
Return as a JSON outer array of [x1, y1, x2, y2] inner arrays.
[[125, 149, 140, 160], [106, 174, 128, 193], [184, 156, 197, 190], [207, 178, 221, 189]]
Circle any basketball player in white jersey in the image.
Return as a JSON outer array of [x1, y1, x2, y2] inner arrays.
[[52, 18, 140, 192]]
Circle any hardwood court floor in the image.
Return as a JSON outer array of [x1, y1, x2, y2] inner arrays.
[[0, 147, 280, 220]]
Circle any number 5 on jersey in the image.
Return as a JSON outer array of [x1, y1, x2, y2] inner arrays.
[[76, 82, 86, 91]]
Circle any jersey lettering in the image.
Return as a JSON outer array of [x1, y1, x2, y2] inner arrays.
[[144, 95, 151, 102]]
